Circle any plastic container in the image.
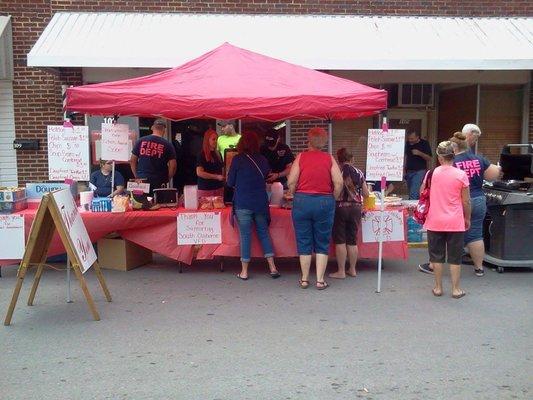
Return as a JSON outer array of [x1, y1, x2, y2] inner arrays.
[[91, 198, 112, 212], [407, 216, 423, 242], [79, 190, 94, 211], [184, 185, 198, 210], [270, 182, 284, 207], [363, 193, 376, 210]]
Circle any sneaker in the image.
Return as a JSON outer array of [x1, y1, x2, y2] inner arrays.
[[474, 268, 485, 277], [418, 263, 434, 274]]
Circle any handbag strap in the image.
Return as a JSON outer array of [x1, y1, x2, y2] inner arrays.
[[245, 154, 266, 179], [425, 168, 435, 190]]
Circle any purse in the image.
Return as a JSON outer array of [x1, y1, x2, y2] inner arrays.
[[413, 169, 434, 225]]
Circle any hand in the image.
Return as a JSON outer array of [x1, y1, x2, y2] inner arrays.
[[217, 175, 225, 182], [266, 172, 278, 183], [412, 149, 422, 156], [134, 178, 144, 183], [465, 219, 471, 231]]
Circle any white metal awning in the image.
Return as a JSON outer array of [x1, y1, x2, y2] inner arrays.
[[28, 12, 533, 70]]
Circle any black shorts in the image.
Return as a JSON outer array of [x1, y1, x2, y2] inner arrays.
[[427, 230, 464, 265], [332, 204, 362, 246]]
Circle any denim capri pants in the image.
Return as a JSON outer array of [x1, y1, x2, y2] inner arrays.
[[464, 195, 487, 245], [291, 193, 335, 255]]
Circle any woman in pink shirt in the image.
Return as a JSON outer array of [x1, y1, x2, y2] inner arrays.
[[422, 141, 471, 299]]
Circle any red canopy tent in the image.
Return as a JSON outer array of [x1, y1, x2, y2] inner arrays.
[[66, 43, 387, 121]]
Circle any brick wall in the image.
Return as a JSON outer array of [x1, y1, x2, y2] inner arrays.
[[289, 120, 329, 154], [1, 0, 532, 183], [48, 1, 533, 16]]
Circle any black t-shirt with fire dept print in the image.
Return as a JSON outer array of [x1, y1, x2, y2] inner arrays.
[[132, 134, 176, 189]]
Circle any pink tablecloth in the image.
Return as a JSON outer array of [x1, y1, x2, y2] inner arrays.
[[0, 206, 408, 267]]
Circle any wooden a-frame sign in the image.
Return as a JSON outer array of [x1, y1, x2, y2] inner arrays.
[[4, 190, 112, 326]]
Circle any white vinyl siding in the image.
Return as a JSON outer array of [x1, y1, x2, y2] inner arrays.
[[0, 80, 17, 186]]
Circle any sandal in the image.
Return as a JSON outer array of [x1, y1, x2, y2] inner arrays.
[[299, 279, 309, 289], [316, 281, 329, 290], [432, 288, 443, 297], [270, 271, 281, 279], [474, 268, 485, 277], [452, 290, 466, 299], [236, 273, 248, 281]]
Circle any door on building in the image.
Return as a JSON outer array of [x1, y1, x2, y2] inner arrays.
[[387, 110, 428, 140], [438, 85, 477, 144]]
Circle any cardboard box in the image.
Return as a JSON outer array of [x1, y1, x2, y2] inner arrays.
[[97, 238, 152, 271]]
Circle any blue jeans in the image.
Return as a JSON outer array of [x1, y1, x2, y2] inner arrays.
[[235, 209, 274, 262], [405, 170, 427, 200], [291, 193, 335, 255]]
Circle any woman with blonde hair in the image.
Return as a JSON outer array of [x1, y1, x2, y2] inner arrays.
[[287, 127, 343, 290], [422, 141, 471, 298]]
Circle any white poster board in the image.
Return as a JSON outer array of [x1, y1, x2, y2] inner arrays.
[[362, 210, 404, 243], [52, 189, 97, 273], [177, 212, 222, 245], [365, 129, 405, 181], [0, 215, 25, 259], [48, 125, 90, 181], [101, 123, 130, 162]]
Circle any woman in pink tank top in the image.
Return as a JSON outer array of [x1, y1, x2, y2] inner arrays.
[[287, 127, 343, 290]]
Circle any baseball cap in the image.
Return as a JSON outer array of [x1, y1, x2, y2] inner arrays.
[[217, 119, 236, 127], [152, 118, 167, 128], [264, 130, 279, 145]]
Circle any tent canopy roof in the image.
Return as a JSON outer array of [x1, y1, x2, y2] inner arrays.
[[66, 43, 387, 121]]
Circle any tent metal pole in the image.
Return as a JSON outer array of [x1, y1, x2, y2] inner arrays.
[[328, 121, 332, 154]]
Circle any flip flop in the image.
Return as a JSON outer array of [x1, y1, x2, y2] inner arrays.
[[236, 274, 248, 281], [270, 271, 281, 279], [299, 279, 309, 289], [432, 288, 443, 297], [452, 290, 466, 299], [316, 281, 329, 290]]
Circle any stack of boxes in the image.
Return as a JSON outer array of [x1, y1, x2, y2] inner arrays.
[[0, 188, 27, 214]]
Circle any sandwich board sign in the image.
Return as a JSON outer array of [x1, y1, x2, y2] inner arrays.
[[4, 189, 112, 326]]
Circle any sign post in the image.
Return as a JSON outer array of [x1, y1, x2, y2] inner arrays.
[[365, 120, 405, 293], [4, 190, 112, 325]]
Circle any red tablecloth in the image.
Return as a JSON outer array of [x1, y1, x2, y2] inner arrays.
[[0, 206, 408, 267]]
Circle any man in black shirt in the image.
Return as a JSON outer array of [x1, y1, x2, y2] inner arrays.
[[404, 131, 432, 199], [130, 119, 177, 194], [260, 130, 295, 188]]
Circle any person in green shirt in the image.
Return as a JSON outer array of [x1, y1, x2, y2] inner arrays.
[[217, 120, 241, 160]]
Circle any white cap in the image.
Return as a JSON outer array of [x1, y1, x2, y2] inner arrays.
[[462, 123, 481, 136]]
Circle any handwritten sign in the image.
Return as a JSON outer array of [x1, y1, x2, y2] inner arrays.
[[52, 189, 97, 273], [101, 123, 130, 162], [126, 181, 150, 194], [365, 129, 405, 181], [0, 215, 25, 259], [177, 212, 222, 245], [362, 210, 404, 243], [48, 125, 90, 181]]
